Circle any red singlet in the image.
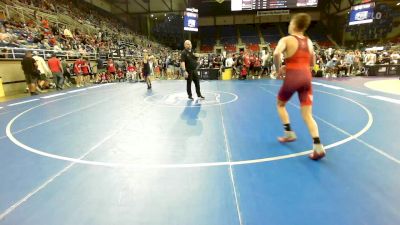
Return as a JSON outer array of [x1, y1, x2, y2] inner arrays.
[[278, 35, 313, 106]]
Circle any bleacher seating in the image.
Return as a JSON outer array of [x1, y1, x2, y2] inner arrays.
[[239, 25, 259, 44], [260, 24, 281, 45], [200, 44, 214, 53], [308, 23, 329, 40], [307, 22, 334, 47], [0, 0, 167, 60], [220, 25, 237, 45], [224, 44, 236, 53], [246, 44, 259, 52], [199, 26, 217, 53], [220, 25, 236, 37], [220, 37, 237, 45], [200, 26, 217, 45]]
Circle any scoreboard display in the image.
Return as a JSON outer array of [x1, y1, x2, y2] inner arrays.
[[184, 8, 199, 32], [231, 0, 318, 11], [348, 2, 375, 26]]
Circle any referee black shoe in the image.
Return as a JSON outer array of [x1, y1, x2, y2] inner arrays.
[[198, 95, 205, 100], [188, 96, 194, 100]]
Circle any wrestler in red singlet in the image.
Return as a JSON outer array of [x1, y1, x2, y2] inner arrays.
[[273, 13, 326, 160], [277, 35, 313, 106]]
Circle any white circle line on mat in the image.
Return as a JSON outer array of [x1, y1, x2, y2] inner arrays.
[[6, 89, 372, 169], [143, 90, 239, 107]]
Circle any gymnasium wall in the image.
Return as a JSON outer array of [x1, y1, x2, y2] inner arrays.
[[0, 60, 27, 95], [0, 60, 96, 96]]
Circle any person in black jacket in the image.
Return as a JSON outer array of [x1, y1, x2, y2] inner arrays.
[[180, 40, 204, 100], [21, 51, 39, 95], [143, 49, 154, 89]]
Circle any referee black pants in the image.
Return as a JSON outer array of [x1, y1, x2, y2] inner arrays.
[[187, 70, 201, 98]]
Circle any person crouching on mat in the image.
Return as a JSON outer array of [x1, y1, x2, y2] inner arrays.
[[273, 13, 326, 160]]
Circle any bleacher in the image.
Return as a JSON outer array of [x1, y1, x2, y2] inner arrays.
[[0, 0, 165, 61], [307, 22, 334, 47], [224, 44, 236, 53], [200, 26, 217, 53], [239, 24, 260, 45], [220, 25, 237, 45], [246, 44, 259, 52], [260, 23, 281, 48], [219, 25, 237, 53]]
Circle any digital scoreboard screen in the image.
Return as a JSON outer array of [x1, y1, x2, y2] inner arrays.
[[184, 8, 198, 32], [349, 2, 375, 26], [231, 0, 318, 11]]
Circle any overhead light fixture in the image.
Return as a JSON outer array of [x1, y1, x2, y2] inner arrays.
[[150, 14, 154, 17]]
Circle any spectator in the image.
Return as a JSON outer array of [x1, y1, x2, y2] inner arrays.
[[32, 50, 52, 90], [74, 56, 84, 87], [21, 51, 39, 95], [61, 57, 72, 87], [336, 56, 348, 77], [253, 55, 262, 79], [391, 51, 399, 64], [107, 58, 116, 81], [63, 27, 73, 39], [365, 51, 377, 66], [225, 53, 234, 68], [47, 53, 64, 90], [324, 57, 338, 78], [126, 62, 137, 81], [81, 57, 91, 84], [344, 51, 354, 76]]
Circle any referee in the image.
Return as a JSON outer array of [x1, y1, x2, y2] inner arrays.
[[180, 40, 204, 100]]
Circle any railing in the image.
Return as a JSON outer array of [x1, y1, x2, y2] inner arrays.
[[5, 4, 58, 24], [8, 1, 59, 21], [3, 4, 26, 23], [0, 47, 143, 61], [58, 14, 96, 35], [0, 3, 166, 58], [314, 42, 321, 51], [0, 47, 96, 60], [0, 9, 5, 20]]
